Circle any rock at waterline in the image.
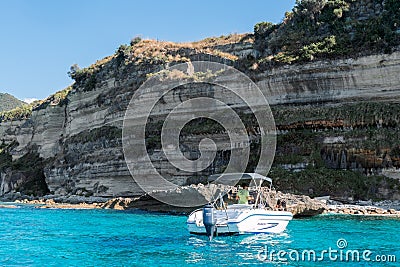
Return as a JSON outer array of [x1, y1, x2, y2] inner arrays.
[[101, 184, 327, 216]]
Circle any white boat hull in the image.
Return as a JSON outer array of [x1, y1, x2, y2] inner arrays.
[[187, 205, 293, 235]]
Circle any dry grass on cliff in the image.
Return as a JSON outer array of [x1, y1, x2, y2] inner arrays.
[[76, 36, 243, 74], [72, 33, 254, 81], [71, 34, 251, 83], [188, 33, 253, 48], [129, 38, 240, 62]]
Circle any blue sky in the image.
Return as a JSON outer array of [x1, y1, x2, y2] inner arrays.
[[0, 0, 295, 102]]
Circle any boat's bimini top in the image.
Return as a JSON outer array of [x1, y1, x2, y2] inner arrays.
[[208, 173, 272, 185]]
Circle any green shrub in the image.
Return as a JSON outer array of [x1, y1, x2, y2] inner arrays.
[[254, 22, 277, 37], [130, 36, 142, 46], [299, 35, 337, 60], [254, 0, 400, 65], [0, 104, 33, 122]]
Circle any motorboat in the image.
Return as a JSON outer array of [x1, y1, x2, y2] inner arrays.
[[186, 173, 293, 239]]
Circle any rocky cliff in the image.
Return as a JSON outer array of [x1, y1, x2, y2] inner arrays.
[[1, 0, 400, 202]]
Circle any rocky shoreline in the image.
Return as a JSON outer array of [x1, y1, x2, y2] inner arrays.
[[325, 204, 400, 217], [1, 184, 328, 216], [5, 198, 400, 218], [2, 186, 400, 217]]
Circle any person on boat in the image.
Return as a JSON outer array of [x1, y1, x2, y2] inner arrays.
[[236, 185, 252, 204], [281, 199, 287, 211], [276, 199, 282, 210], [275, 199, 287, 211], [227, 188, 236, 200]]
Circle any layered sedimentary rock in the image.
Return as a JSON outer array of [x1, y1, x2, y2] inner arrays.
[[0, 45, 399, 199], [257, 52, 400, 104]]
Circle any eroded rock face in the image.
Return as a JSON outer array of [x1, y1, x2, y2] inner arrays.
[[0, 168, 49, 197], [256, 52, 400, 104], [0, 149, 49, 197], [0, 170, 24, 195], [0, 40, 399, 198], [275, 193, 327, 217]]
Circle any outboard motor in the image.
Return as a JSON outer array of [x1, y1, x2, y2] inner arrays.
[[202, 204, 216, 241]]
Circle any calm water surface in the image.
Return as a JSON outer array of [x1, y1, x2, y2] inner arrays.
[[0, 203, 399, 266]]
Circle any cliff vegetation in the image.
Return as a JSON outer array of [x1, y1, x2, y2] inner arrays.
[[254, 0, 400, 65]]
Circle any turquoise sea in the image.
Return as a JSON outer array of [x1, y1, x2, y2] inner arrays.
[[0, 204, 399, 266]]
